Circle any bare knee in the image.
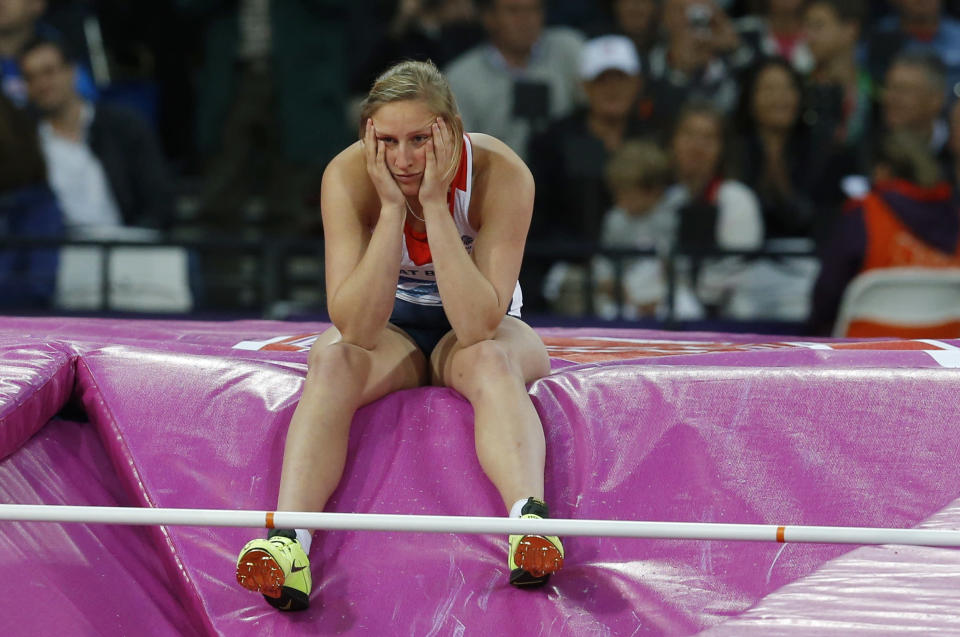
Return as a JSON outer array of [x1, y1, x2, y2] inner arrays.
[[449, 339, 517, 399], [305, 341, 371, 388]]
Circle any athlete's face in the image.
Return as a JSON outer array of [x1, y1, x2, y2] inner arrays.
[[371, 99, 436, 197]]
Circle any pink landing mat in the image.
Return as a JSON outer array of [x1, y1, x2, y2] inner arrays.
[[1, 317, 960, 635], [0, 417, 201, 636]]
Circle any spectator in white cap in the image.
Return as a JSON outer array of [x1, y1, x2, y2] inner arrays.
[[579, 34, 644, 152], [525, 34, 654, 314], [580, 33, 641, 78]]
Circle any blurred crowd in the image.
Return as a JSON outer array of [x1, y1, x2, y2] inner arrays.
[[2, 0, 960, 335]]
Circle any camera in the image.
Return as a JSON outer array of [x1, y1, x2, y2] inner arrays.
[[512, 79, 551, 122], [686, 3, 713, 34]]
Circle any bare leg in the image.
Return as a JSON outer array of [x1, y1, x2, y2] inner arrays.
[[237, 325, 428, 608], [277, 326, 427, 512], [431, 317, 551, 512]]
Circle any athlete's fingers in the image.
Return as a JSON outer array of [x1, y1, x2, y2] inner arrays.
[[433, 120, 444, 154], [364, 120, 378, 168], [376, 139, 387, 172], [364, 119, 373, 149], [432, 120, 452, 175], [432, 123, 445, 168], [426, 135, 437, 168], [437, 116, 449, 147]]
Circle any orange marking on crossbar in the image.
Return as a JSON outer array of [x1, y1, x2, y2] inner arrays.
[[776, 526, 785, 543], [265, 512, 275, 529]]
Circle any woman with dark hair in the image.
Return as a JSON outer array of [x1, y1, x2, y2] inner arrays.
[[736, 55, 859, 245], [733, 56, 818, 240]]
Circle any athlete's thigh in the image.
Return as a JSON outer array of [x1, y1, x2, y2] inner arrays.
[[310, 324, 429, 405], [428, 316, 550, 387]]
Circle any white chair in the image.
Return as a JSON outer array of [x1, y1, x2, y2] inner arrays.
[[832, 267, 960, 338], [54, 227, 193, 313]]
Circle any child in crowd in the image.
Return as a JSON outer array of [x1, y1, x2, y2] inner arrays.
[[592, 140, 674, 319]]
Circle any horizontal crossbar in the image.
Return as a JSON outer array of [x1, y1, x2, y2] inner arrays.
[[1, 504, 958, 547]]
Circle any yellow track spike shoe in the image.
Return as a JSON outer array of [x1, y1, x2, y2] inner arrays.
[[508, 498, 564, 588], [236, 530, 312, 611]]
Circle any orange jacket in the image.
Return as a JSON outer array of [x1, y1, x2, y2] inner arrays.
[[860, 181, 960, 272]]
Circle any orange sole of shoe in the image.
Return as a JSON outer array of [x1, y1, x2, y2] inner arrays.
[[513, 536, 564, 577], [236, 549, 285, 599]]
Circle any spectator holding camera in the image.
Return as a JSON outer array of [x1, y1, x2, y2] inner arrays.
[[731, 0, 814, 74], [645, 0, 740, 128], [445, 0, 585, 162]]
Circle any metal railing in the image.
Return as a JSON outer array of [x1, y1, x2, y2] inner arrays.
[[0, 236, 819, 330]]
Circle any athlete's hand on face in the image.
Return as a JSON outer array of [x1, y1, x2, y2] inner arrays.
[[362, 118, 406, 211], [419, 117, 455, 209]]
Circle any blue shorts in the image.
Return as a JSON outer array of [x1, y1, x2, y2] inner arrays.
[[389, 297, 452, 358]]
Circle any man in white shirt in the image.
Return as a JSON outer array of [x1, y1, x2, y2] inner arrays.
[[444, 0, 584, 162], [19, 36, 173, 236]]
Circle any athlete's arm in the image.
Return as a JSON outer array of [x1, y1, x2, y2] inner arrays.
[[423, 131, 532, 346], [321, 141, 405, 350]]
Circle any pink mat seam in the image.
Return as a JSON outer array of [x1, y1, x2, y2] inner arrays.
[[74, 354, 218, 637]]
